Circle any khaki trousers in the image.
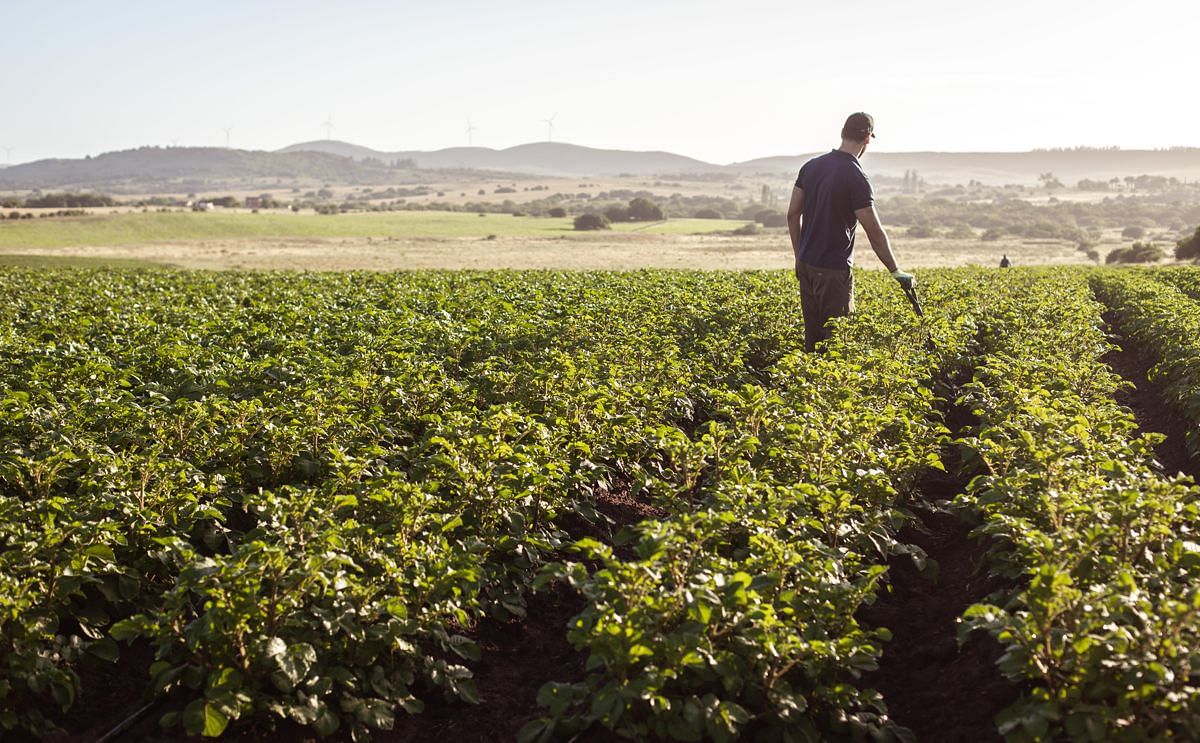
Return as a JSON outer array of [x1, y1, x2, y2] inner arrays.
[[796, 261, 855, 351]]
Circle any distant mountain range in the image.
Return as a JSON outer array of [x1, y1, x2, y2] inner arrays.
[[0, 147, 433, 193], [282, 140, 1200, 183], [3, 140, 1200, 192], [278, 140, 715, 176], [733, 149, 1200, 184]]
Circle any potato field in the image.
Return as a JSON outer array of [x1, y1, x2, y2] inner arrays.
[[2, 266, 1200, 742]]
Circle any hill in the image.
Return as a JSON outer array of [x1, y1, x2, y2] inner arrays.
[[732, 148, 1200, 185], [0, 147, 426, 193], [4, 142, 1200, 193], [278, 140, 719, 176]]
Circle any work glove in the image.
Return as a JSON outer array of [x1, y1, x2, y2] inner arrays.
[[892, 269, 916, 290]]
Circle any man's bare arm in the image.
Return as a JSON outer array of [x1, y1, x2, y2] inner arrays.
[[854, 205, 899, 273], [787, 187, 805, 269]]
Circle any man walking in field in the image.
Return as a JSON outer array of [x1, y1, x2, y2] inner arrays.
[[787, 112, 915, 351]]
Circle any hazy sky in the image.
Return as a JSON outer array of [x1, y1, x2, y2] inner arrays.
[[2, 0, 1197, 165]]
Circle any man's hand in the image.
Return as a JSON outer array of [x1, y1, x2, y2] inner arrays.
[[891, 269, 916, 290]]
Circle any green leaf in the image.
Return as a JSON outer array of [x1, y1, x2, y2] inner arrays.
[[312, 706, 340, 737], [360, 699, 396, 730], [109, 617, 145, 642], [183, 699, 229, 737], [384, 598, 408, 619], [83, 544, 116, 562], [88, 637, 120, 663], [273, 643, 317, 690], [448, 635, 481, 661], [517, 718, 553, 743], [456, 678, 482, 705]]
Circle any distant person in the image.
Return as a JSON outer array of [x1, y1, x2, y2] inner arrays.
[[1000, 254, 1012, 268], [787, 112, 914, 352]]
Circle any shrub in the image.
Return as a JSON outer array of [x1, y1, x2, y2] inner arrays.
[[604, 206, 629, 223], [946, 224, 975, 239], [694, 208, 723, 219], [24, 193, 115, 209], [1106, 242, 1166, 264], [574, 213, 610, 231], [627, 197, 664, 222], [752, 210, 787, 228], [547, 207, 567, 218], [732, 222, 761, 236], [1177, 226, 1200, 261], [981, 228, 1005, 241], [1121, 226, 1146, 240], [907, 225, 935, 239]]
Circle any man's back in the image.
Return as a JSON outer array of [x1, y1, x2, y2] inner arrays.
[[794, 150, 874, 269]]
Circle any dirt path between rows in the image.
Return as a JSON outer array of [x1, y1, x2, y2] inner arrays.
[[859, 415, 1018, 743], [862, 502, 1017, 742], [1100, 311, 1200, 481]]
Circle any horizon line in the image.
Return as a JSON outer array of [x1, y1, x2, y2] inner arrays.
[[4, 140, 1200, 169]]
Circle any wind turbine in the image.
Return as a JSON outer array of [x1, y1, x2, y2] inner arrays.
[[322, 114, 335, 141], [465, 118, 479, 147], [3, 147, 12, 166], [542, 113, 557, 143], [222, 127, 233, 149], [170, 138, 179, 147]]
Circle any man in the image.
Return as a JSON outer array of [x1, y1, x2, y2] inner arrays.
[[786, 112, 915, 351], [1000, 254, 1012, 268]]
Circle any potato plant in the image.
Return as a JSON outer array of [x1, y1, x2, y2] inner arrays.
[[3, 266, 1200, 741], [957, 270, 1200, 740]]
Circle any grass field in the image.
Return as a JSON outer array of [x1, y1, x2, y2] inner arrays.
[[0, 211, 750, 249], [0, 253, 162, 268], [0, 209, 1105, 272]]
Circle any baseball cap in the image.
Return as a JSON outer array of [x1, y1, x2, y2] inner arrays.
[[842, 112, 876, 140]]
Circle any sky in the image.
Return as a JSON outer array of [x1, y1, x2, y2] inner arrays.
[[1, 0, 1197, 165]]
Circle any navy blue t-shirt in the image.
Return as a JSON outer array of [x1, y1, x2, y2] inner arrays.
[[794, 150, 874, 269]]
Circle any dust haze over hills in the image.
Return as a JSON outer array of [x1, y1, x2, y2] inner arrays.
[[3, 140, 1200, 192], [280, 141, 1200, 184]]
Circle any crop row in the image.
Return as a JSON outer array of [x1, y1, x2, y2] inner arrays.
[[5, 266, 1200, 741], [518, 272, 1000, 741], [1151, 264, 1200, 301], [0, 268, 961, 739], [955, 270, 1200, 740], [1093, 269, 1200, 460], [0, 270, 797, 737]]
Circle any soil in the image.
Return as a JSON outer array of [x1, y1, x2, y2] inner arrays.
[[383, 584, 587, 743], [858, 394, 1019, 743], [35, 643, 158, 743], [557, 478, 667, 562], [1100, 311, 1200, 481], [860, 505, 1019, 743]]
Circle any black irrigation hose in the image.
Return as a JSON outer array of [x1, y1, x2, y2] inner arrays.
[[93, 698, 164, 743]]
